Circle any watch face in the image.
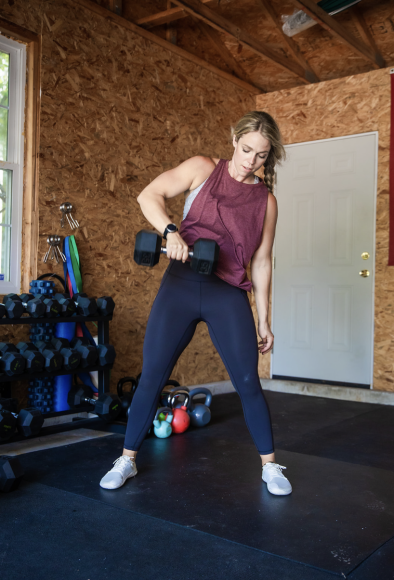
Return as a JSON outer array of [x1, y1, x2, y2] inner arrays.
[[167, 224, 177, 233]]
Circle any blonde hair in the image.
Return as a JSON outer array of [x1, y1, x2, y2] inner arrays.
[[231, 111, 286, 193]]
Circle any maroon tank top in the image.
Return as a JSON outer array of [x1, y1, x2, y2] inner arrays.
[[179, 159, 269, 292]]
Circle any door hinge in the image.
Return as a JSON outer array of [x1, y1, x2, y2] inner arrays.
[[272, 257, 276, 269]]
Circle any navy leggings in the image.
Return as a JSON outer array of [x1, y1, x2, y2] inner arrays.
[[124, 260, 274, 454]]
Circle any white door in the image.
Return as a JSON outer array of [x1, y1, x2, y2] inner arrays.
[[272, 133, 377, 387]]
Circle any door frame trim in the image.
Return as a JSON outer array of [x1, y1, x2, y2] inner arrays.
[[270, 131, 379, 389]]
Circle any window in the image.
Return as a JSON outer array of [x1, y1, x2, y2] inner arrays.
[[0, 34, 26, 293]]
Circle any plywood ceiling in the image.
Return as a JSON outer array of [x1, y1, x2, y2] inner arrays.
[[96, 0, 393, 93]]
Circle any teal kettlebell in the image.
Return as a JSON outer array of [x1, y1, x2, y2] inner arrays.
[[153, 407, 173, 438], [188, 388, 212, 427]]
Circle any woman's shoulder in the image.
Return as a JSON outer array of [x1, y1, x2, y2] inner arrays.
[[186, 156, 219, 191]]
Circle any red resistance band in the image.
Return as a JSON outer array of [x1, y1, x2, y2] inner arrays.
[[388, 71, 394, 265]]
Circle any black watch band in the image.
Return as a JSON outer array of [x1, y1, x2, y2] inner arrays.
[[163, 223, 178, 240]]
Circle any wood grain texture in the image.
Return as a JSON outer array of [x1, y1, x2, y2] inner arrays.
[[0, 0, 255, 403], [256, 66, 393, 391]]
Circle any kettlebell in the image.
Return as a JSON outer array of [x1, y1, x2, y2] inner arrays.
[[117, 377, 137, 418], [160, 379, 181, 407], [188, 387, 212, 427], [170, 391, 190, 434], [153, 407, 173, 438]]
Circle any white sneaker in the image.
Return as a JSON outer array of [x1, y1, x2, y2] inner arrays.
[[262, 462, 292, 496], [100, 456, 137, 490]]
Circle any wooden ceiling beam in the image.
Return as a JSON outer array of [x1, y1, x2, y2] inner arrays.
[[170, 0, 316, 84], [256, 0, 319, 83], [289, 0, 385, 69], [136, 0, 213, 29], [195, 19, 266, 93], [350, 4, 386, 66], [74, 0, 261, 94]]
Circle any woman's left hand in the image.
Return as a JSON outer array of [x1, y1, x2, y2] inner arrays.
[[258, 322, 274, 355]]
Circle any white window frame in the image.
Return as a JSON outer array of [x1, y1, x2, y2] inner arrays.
[[0, 34, 26, 293]]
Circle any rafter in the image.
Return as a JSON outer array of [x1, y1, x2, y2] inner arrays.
[[289, 0, 385, 69], [350, 4, 385, 66], [195, 19, 266, 93], [136, 0, 213, 29], [170, 0, 316, 84], [74, 0, 261, 94], [256, 0, 319, 83]]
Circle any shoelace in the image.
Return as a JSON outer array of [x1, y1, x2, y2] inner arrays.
[[111, 456, 135, 473], [264, 463, 287, 477]]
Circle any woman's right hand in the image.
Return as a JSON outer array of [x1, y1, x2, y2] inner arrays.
[[165, 232, 190, 263]]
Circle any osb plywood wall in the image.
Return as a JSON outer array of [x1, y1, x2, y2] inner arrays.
[[1, 0, 255, 403], [256, 66, 393, 392]]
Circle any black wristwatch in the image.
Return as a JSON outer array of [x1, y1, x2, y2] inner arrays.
[[163, 223, 178, 240]]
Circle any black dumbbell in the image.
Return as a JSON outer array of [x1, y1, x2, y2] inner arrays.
[[32, 341, 63, 372], [67, 384, 121, 422], [97, 296, 115, 316], [14, 342, 45, 373], [0, 398, 44, 438], [97, 343, 116, 366], [0, 343, 26, 375], [65, 293, 97, 317], [50, 337, 81, 370], [0, 303, 5, 319], [0, 456, 24, 492], [0, 409, 17, 441], [42, 297, 61, 318], [2, 294, 24, 318], [3, 293, 46, 318], [52, 295, 76, 317], [134, 230, 220, 275], [117, 377, 137, 418], [70, 337, 98, 367]]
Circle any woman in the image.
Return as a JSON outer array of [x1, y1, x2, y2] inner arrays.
[[100, 111, 292, 496]]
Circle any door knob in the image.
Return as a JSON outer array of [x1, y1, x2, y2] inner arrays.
[[359, 270, 370, 277]]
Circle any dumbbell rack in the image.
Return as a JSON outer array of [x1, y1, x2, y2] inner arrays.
[[0, 313, 113, 419]]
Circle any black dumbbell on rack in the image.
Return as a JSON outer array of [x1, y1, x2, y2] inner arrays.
[[11, 342, 45, 374], [70, 337, 98, 367], [134, 230, 220, 275], [50, 337, 81, 370], [30, 341, 63, 372], [3, 293, 47, 318], [67, 384, 121, 422], [71, 337, 116, 367], [54, 293, 97, 317], [0, 398, 44, 439], [0, 343, 26, 376]]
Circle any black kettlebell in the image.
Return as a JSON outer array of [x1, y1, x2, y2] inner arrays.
[[117, 377, 137, 418], [160, 379, 181, 407]]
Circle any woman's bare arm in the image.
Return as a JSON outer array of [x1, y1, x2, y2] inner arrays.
[[250, 193, 278, 354], [137, 156, 215, 262]]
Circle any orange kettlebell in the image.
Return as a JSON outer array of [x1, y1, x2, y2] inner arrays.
[[170, 390, 190, 434]]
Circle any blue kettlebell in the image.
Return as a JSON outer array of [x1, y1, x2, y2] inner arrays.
[[188, 388, 212, 427], [153, 407, 173, 438]]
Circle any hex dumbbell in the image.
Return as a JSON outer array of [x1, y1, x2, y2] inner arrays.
[[62, 293, 97, 316], [0, 398, 44, 438], [0, 456, 24, 492], [134, 230, 220, 275], [0, 343, 26, 375], [14, 342, 45, 373], [70, 337, 98, 367], [50, 337, 81, 370], [67, 384, 121, 422], [32, 341, 63, 372]]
